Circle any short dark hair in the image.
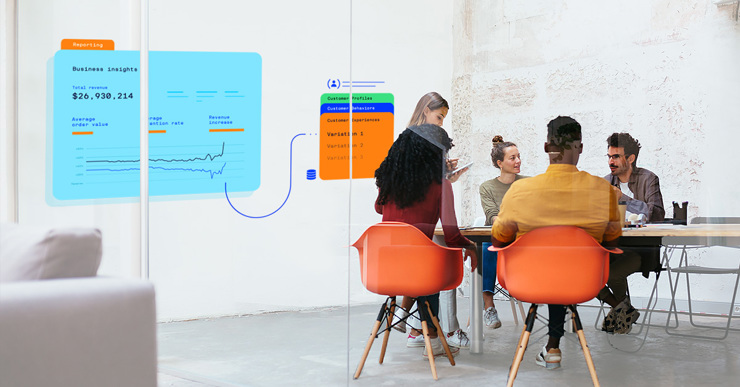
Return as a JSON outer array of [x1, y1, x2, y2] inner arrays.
[[607, 132, 641, 169], [547, 116, 582, 147]]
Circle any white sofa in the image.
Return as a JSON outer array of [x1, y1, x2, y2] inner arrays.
[[0, 223, 157, 387]]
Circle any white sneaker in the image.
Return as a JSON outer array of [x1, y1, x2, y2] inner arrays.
[[422, 337, 460, 358], [407, 333, 426, 347], [391, 307, 408, 333], [444, 329, 470, 349], [484, 307, 502, 329]]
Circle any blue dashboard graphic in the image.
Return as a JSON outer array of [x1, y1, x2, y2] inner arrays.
[[50, 50, 262, 203]]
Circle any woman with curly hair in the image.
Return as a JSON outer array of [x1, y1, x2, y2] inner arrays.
[[375, 123, 477, 358], [389, 93, 472, 351]]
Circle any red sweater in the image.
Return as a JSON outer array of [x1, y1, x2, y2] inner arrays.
[[375, 179, 472, 248]]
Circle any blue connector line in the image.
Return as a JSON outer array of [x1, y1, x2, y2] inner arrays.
[[225, 133, 305, 219]]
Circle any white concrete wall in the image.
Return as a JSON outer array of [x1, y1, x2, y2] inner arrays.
[[452, 0, 740, 306]]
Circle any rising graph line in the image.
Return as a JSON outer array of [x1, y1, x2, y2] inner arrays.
[[86, 142, 226, 163], [225, 133, 305, 219], [87, 163, 227, 179]]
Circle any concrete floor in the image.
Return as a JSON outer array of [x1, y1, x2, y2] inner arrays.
[[157, 296, 740, 387]]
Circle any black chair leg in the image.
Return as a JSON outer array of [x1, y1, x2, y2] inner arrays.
[[379, 297, 396, 364]]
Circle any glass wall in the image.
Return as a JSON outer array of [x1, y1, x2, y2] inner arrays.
[[148, 1, 354, 384], [9, 0, 739, 385], [16, 0, 143, 277]]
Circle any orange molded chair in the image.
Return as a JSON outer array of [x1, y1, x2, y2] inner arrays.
[[351, 221, 463, 380], [489, 226, 621, 387]]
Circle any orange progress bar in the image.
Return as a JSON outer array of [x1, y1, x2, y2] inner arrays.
[[72, 131, 93, 135], [149, 130, 167, 134], [209, 128, 244, 132]]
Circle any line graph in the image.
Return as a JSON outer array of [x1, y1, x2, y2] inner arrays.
[[87, 162, 227, 179], [65, 140, 255, 199], [86, 142, 226, 164]]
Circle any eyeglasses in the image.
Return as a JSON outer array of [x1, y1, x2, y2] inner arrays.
[[606, 154, 624, 161]]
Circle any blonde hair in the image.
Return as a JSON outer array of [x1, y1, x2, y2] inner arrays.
[[407, 92, 449, 127]]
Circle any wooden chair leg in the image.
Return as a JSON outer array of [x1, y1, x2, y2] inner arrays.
[[379, 298, 396, 364], [509, 297, 519, 325], [353, 303, 386, 379], [420, 320, 438, 380], [568, 305, 600, 387], [425, 300, 456, 366], [517, 301, 527, 323], [416, 300, 440, 380], [507, 304, 538, 387], [514, 304, 536, 354]]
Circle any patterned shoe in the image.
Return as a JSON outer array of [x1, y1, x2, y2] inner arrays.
[[601, 307, 618, 333], [614, 300, 641, 334]]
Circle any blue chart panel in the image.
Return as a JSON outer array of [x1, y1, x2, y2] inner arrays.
[[51, 50, 262, 202]]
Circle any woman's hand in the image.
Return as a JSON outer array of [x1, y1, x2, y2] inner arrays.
[[445, 158, 469, 183], [447, 168, 468, 183], [464, 244, 478, 272]]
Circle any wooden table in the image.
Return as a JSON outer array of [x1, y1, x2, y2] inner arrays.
[[436, 224, 740, 352], [622, 224, 740, 246], [448, 223, 740, 240]]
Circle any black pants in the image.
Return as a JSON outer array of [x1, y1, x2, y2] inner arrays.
[[548, 304, 567, 339], [416, 293, 440, 329]]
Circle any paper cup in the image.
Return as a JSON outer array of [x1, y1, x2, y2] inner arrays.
[[618, 204, 627, 227]]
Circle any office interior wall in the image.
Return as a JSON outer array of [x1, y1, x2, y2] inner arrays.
[[453, 0, 740, 305], [147, 0, 454, 321]]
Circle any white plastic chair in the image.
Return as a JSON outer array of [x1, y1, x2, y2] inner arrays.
[[664, 217, 740, 340]]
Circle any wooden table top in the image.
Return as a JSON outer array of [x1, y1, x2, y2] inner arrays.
[[435, 224, 740, 238]]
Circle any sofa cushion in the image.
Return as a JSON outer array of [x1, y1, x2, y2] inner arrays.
[[0, 223, 102, 283]]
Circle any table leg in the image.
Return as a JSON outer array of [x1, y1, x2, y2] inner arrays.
[[470, 244, 484, 354]]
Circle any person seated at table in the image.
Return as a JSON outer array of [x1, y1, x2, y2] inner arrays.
[[391, 92, 471, 350], [605, 132, 665, 222], [479, 135, 528, 329], [375, 123, 478, 358], [599, 132, 665, 333], [491, 116, 621, 370]]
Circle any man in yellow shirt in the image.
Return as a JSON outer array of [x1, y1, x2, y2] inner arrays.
[[491, 116, 621, 370]]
